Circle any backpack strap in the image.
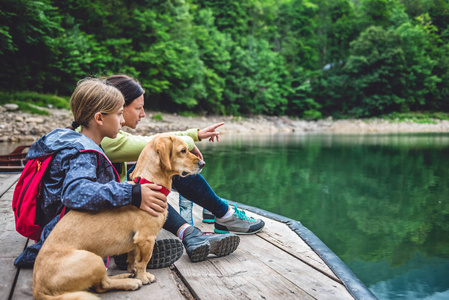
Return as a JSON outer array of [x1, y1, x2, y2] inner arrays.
[[79, 149, 121, 182], [58, 206, 66, 221]]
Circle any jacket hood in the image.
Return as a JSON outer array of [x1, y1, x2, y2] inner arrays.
[[26, 128, 104, 160]]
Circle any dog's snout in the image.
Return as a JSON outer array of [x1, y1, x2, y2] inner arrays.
[[198, 160, 206, 169]]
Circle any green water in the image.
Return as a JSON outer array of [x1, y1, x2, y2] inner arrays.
[[198, 133, 449, 300]]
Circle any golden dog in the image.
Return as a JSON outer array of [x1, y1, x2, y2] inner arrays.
[[33, 135, 205, 300]]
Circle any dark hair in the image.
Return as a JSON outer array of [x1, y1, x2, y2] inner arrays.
[[105, 75, 144, 107]]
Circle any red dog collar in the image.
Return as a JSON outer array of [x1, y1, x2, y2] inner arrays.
[[133, 177, 170, 196]]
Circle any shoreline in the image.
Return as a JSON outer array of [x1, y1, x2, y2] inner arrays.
[[1, 107, 449, 143]]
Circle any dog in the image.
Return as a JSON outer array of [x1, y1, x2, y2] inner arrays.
[[33, 135, 205, 300]]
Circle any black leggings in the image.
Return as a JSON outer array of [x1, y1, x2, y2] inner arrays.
[[162, 174, 229, 235]]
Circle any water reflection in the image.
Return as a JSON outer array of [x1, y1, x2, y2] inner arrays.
[[199, 133, 449, 300]]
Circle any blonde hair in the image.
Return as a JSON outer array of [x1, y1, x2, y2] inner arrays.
[[69, 78, 125, 129]]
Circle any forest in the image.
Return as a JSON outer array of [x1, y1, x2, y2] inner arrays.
[[0, 0, 448, 118]]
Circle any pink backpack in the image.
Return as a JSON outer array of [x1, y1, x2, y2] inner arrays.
[[12, 149, 119, 241], [12, 154, 65, 241]]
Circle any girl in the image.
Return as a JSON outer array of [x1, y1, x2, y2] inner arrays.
[[14, 78, 168, 267], [103, 75, 265, 267]]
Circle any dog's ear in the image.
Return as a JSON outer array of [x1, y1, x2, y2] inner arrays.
[[156, 136, 173, 170]]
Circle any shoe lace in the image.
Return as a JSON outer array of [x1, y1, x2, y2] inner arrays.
[[233, 204, 256, 223]]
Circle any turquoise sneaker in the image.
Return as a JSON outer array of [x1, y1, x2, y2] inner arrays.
[[202, 208, 215, 223], [203, 199, 228, 223], [214, 204, 265, 234]]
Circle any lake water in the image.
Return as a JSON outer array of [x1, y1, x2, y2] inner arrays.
[[197, 133, 449, 300], [2, 133, 448, 299]]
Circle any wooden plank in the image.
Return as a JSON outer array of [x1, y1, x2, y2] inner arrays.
[[0, 231, 28, 300], [12, 268, 182, 299], [174, 245, 314, 299], [171, 192, 340, 281], [11, 268, 33, 300], [0, 179, 29, 300], [174, 233, 351, 300], [0, 182, 20, 231], [256, 217, 341, 281], [101, 224, 188, 299], [239, 235, 352, 299], [11, 247, 188, 300], [169, 193, 351, 299], [0, 173, 20, 198], [102, 262, 188, 300], [12, 246, 189, 300]]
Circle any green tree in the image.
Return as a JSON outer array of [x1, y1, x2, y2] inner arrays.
[[1, 0, 449, 117], [127, 4, 205, 111], [0, 0, 64, 92], [194, 0, 250, 42], [191, 8, 233, 114], [395, 13, 440, 111], [342, 26, 406, 116], [313, 0, 361, 69], [359, 0, 394, 28], [431, 43, 449, 110], [277, 0, 318, 70], [288, 68, 322, 119], [308, 0, 362, 118], [335, 7, 441, 117], [224, 38, 290, 115]]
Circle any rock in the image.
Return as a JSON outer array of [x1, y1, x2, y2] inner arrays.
[[1, 107, 449, 145], [27, 117, 45, 124], [4, 103, 19, 111], [15, 116, 24, 122]]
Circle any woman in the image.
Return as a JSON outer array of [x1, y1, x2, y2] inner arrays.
[[103, 75, 265, 267], [14, 78, 169, 267]]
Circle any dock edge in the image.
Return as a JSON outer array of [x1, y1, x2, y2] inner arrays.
[[224, 199, 378, 300]]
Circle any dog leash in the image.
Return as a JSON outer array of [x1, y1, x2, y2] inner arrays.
[[133, 177, 171, 196]]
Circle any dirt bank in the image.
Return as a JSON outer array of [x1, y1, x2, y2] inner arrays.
[[1, 106, 449, 143]]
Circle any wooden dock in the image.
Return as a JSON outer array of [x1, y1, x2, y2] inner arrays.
[[0, 173, 375, 299]]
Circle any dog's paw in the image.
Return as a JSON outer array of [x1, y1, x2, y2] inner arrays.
[[137, 272, 156, 285], [126, 278, 143, 290]]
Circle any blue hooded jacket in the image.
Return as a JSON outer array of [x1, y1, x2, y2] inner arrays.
[[14, 128, 141, 267], [27, 128, 141, 225]]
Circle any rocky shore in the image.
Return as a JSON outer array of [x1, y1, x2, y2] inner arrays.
[[1, 105, 449, 143]]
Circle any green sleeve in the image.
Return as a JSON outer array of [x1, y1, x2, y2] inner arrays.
[[101, 129, 200, 163], [168, 128, 201, 144]]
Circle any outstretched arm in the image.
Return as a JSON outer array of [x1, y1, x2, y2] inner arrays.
[[198, 122, 224, 142]]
